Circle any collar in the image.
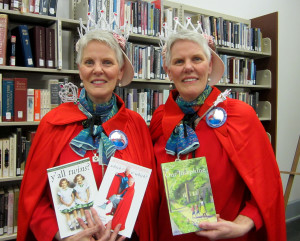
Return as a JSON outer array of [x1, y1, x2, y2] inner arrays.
[[47, 94, 129, 134], [162, 87, 227, 140]]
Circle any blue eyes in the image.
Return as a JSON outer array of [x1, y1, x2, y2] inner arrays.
[[83, 60, 113, 66], [174, 57, 203, 65]]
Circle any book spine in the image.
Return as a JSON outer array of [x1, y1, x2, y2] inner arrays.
[[21, 0, 30, 13], [0, 73, 2, 122], [2, 139, 10, 178], [0, 14, 8, 66], [34, 0, 39, 13], [39, 0, 49, 15], [9, 134, 16, 177], [14, 78, 28, 122], [20, 136, 27, 175], [9, 35, 16, 66], [34, 89, 41, 121], [48, 0, 57, 16], [3, 0, 9, 10], [0, 140, 2, 178], [10, 0, 20, 10], [29, 0, 34, 13], [27, 88, 34, 122], [48, 79, 59, 109], [13, 186, 19, 233], [2, 78, 14, 122], [57, 20, 62, 69], [0, 188, 5, 235], [13, 25, 34, 67], [15, 128, 22, 176], [45, 27, 55, 68], [6, 188, 14, 235], [30, 26, 46, 68]]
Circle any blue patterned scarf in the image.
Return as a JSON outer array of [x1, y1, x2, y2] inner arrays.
[[70, 89, 118, 165], [165, 85, 212, 158]]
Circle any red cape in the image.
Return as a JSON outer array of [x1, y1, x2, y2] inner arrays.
[[150, 88, 286, 241], [17, 95, 159, 241], [107, 172, 133, 199], [111, 184, 135, 231]]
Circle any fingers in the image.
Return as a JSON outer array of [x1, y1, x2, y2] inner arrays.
[[108, 223, 122, 241], [85, 209, 96, 228]]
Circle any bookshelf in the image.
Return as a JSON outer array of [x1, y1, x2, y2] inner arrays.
[[163, 1, 277, 151], [0, 4, 80, 240]]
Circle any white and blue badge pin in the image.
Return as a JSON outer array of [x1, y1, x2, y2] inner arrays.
[[206, 107, 227, 128], [109, 130, 128, 150], [199, 89, 231, 128]]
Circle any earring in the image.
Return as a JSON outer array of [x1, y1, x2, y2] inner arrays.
[[80, 82, 84, 87], [119, 82, 122, 87], [207, 77, 211, 83], [169, 79, 173, 89]]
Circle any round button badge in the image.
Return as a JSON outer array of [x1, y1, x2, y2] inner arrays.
[[206, 107, 227, 128], [109, 130, 128, 150]]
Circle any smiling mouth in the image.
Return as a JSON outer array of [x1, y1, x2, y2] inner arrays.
[[92, 80, 106, 84], [182, 78, 198, 82]]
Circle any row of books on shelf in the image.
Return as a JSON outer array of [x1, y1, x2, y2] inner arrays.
[[126, 42, 165, 80], [0, 184, 19, 236], [0, 128, 35, 178], [0, 0, 58, 16], [115, 87, 169, 123], [0, 14, 56, 68], [219, 54, 256, 85], [0, 75, 62, 122], [193, 14, 262, 51], [229, 90, 259, 114], [163, 8, 262, 51], [88, 0, 161, 37], [0, 72, 169, 125]]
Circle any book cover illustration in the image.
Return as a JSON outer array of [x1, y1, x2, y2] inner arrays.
[[161, 157, 217, 236], [47, 158, 97, 239], [93, 157, 151, 238]]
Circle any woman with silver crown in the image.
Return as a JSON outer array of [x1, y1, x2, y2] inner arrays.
[[149, 19, 286, 241], [17, 17, 159, 241]]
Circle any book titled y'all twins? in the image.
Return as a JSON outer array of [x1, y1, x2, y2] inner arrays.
[[47, 158, 97, 239], [161, 157, 217, 236], [48, 157, 151, 239]]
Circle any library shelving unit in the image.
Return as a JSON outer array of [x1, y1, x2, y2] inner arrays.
[[163, 1, 278, 152], [0, 6, 81, 241]]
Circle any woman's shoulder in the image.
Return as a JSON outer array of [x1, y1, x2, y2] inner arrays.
[[41, 102, 86, 125], [225, 98, 257, 118], [125, 108, 148, 125]]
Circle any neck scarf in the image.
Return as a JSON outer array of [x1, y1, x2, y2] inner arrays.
[[70, 88, 118, 165], [165, 85, 212, 159]]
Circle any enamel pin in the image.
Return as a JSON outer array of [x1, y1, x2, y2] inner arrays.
[[206, 107, 227, 128], [109, 130, 128, 150]]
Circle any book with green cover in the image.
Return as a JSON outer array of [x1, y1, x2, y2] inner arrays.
[[161, 157, 217, 235]]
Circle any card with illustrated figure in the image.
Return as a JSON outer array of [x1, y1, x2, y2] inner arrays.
[[47, 158, 98, 238], [161, 157, 217, 236], [93, 156, 152, 238]]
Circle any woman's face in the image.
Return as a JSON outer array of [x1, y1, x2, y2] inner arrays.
[[78, 40, 124, 104], [166, 39, 212, 101], [76, 176, 83, 184]]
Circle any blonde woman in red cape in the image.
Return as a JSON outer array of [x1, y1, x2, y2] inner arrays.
[[149, 22, 286, 241], [17, 18, 159, 241]]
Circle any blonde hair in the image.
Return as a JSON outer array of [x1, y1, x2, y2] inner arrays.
[[76, 30, 124, 69], [164, 29, 211, 68]]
